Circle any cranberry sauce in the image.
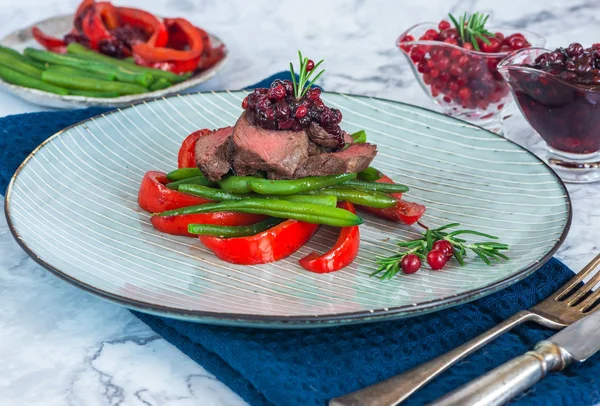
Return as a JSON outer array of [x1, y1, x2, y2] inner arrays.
[[508, 44, 600, 155], [242, 80, 345, 149]]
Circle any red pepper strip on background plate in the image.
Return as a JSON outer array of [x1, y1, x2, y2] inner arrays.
[[31, 27, 67, 53], [357, 175, 426, 225], [178, 128, 211, 168], [96, 2, 120, 30], [138, 171, 211, 213], [75, 0, 94, 20], [133, 18, 204, 74], [116, 6, 168, 47], [299, 201, 360, 273], [82, 5, 114, 50], [199, 220, 320, 265], [151, 212, 266, 237]]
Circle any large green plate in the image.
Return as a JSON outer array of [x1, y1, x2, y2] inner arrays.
[[5, 91, 571, 328]]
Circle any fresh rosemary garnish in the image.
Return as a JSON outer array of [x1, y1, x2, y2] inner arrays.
[[448, 12, 494, 51], [371, 222, 509, 280], [289, 51, 325, 99]]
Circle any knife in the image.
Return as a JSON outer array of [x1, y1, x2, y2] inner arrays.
[[428, 307, 600, 406]]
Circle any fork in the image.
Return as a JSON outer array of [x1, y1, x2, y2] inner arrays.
[[329, 254, 600, 406]]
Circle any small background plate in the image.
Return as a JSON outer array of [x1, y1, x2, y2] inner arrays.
[[0, 14, 227, 109], [5, 91, 571, 328]]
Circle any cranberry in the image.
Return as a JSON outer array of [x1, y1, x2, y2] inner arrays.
[[499, 44, 512, 53], [509, 37, 526, 50], [307, 87, 321, 100], [438, 20, 451, 31], [281, 80, 294, 95], [439, 28, 459, 40], [319, 108, 336, 125], [275, 102, 291, 119], [462, 42, 474, 51], [401, 254, 421, 274], [481, 37, 501, 53], [331, 108, 343, 123], [306, 59, 315, 72], [278, 118, 296, 130], [458, 55, 470, 67], [421, 29, 439, 41], [256, 96, 272, 111], [567, 43, 584, 58], [432, 240, 454, 258], [295, 105, 308, 119], [241, 96, 249, 109], [411, 48, 425, 63], [458, 87, 472, 101], [267, 84, 286, 100], [495, 32, 505, 42], [449, 64, 463, 77], [427, 250, 448, 270]]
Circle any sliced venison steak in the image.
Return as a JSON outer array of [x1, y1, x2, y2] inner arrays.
[[293, 143, 377, 178], [230, 112, 310, 178], [194, 126, 233, 181]]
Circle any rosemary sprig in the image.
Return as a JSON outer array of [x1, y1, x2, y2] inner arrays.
[[448, 12, 494, 51], [291, 51, 325, 99], [370, 222, 509, 280]]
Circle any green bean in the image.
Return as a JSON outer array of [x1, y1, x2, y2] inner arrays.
[[0, 46, 48, 70], [0, 65, 68, 95], [188, 218, 284, 238], [25, 48, 153, 87], [0, 52, 43, 78], [166, 167, 203, 181], [166, 176, 216, 190], [342, 179, 409, 193], [42, 70, 147, 95], [149, 78, 172, 91], [46, 65, 116, 81], [357, 166, 384, 182], [66, 43, 192, 84], [154, 198, 363, 227], [68, 89, 120, 98], [351, 130, 367, 144], [310, 187, 396, 208], [179, 184, 338, 206], [218, 175, 263, 194], [247, 173, 357, 195]]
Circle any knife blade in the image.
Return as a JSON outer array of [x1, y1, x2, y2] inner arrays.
[[548, 305, 600, 362], [428, 308, 600, 406]]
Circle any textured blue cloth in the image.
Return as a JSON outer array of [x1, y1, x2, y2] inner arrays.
[[1, 73, 597, 406]]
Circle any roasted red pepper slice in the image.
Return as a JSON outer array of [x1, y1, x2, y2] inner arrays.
[[178, 129, 211, 168], [199, 220, 319, 265], [299, 202, 360, 273], [116, 6, 168, 47], [75, 0, 94, 21], [133, 18, 203, 62], [32, 27, 67, 53], [151, 212, 266, 237], [358, 175, 426, 225], [82, 5, 114, 50], [96, 2, 120, 30], [138, 171, 211, 213]]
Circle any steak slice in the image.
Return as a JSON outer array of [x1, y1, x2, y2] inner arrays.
[[194, 126, 233, 181], [307, 122, 342, 149], [230, 112, 310, 178], [293, 143, 377, 178]]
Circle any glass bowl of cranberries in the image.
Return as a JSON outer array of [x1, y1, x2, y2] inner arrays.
[[498, 43, 600, 183], [397, 13, 545, 134]]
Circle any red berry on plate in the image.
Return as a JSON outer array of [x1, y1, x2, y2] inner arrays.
[[401, 254, 421, 274], [242, 96, 249, 109], [307, 87, 321, 100], [306, 59, 315, 72], [267, 84, 286, 100], [438, 20, 451, 31], [295, 105, 308, 119], [433, 240, 454, 258], [427, 250, 448, 270]]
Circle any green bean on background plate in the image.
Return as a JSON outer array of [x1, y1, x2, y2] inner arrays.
[[247, 173, 357, 195], [149, 78, 172, 91], [154, 198, 363, 227], [166, 167, 203, 181], [342, 179, 408, 193], [0, 45, 45, 69], [178, 184, 338, 207], [310, 187, 396, 208], [67, 89, 120, 98], [42, 70, 147, 95], [66, 43, 191, 84], [165, 176, 216, 190], [0, 65, 67, 95], [0, 52, 43, 79], [46, 65, 116, 81], [188, 218, 285, 238]]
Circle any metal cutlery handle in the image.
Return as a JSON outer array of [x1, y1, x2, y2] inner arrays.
[[329, 311, 536, 406], [427, 341, 571, 406]]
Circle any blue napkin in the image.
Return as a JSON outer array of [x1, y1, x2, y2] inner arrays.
[[1, 73, 597, 406]]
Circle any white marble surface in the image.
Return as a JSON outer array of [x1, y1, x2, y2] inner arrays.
[[1, 0, 599, 404]]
